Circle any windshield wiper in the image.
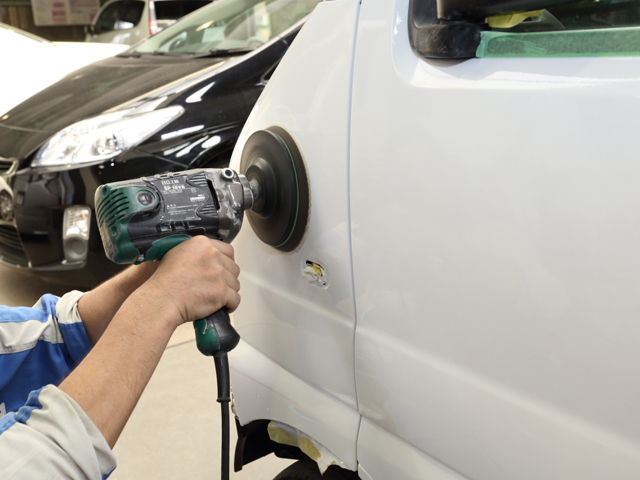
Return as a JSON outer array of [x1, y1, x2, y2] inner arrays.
[[151, 50, 191, 56], [192, 48, 253, 58], [121, 48, 253, 58]]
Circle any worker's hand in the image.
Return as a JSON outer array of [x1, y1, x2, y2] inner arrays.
[[141, 236, 241, 327]]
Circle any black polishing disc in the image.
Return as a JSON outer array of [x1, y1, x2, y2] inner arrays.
[[240, 127, 309, 252]]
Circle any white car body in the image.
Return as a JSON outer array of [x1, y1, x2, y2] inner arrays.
[[0, 23, 126, 115], [229, 0, 640, 478]]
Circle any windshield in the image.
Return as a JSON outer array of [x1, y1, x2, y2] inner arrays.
[[133, 0, 319, 55]]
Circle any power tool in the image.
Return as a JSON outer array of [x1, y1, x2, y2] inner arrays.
[[94, 126, 309, 480]]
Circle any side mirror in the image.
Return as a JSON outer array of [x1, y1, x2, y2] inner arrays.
[[409, 0, 576, 59], [85, 24, 96, 35]]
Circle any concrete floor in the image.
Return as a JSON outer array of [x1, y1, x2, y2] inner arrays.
[[0, 263, 294, 479]]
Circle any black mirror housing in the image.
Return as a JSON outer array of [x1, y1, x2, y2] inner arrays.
[[409, 0, 577, 59], [409, 0, 481, 59]]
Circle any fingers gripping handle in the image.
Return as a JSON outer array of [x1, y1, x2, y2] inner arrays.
[[193, 308, 241, 357]]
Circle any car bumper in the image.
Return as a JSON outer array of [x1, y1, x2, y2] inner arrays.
[[0, 163, 123, 285]]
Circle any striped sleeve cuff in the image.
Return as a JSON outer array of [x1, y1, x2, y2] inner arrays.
[[0, 385, 117, 479], [55, 291, 92, 365]]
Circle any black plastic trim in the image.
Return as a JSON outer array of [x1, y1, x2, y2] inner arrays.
[[234, 419, 303, 472], [409, 0, 580, 59], [409, 0, 481, 59]]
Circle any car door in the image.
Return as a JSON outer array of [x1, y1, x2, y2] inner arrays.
[[228, 0, 362, 470], [350, 0, 640, 479]]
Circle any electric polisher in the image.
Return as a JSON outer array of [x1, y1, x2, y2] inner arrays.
[[94, 126, 309, 480]]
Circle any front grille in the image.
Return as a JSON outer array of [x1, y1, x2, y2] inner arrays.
[[0, 225, 28, 267]]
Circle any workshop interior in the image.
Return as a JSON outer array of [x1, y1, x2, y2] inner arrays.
[[3, 0, 640, 478]]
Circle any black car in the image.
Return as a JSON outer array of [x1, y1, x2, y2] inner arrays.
[[0, 0, 319, 286]]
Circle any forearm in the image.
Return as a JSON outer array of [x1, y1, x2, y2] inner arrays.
[[58, 237, 240, 449], [77, 263, 158, 345], [60, 288, 178, 448]]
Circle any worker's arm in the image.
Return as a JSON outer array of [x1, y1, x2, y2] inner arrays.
[[0, 237, 240, 479], [76, 262, 159, 345], [0, 385, 116, 479], [60, 236, 241, 448], [0, 292, 92, 415], [0, 263, 160, 416]]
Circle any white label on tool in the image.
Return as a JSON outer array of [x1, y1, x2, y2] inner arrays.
[[163, 184, 185, 194], [151, 175, 209, 221]]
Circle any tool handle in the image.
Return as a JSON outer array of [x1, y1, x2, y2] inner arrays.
[[193, 308, 240, 357]]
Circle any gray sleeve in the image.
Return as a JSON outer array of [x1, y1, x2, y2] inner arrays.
[[0, 385, 117, 480], [54, 290, 86, 325]]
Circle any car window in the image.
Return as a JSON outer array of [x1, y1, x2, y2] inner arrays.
[[133, 0, 320, 55], [475, 0, 640, 58], [95, 0, 145, 33], [490, 0, 640, 32]]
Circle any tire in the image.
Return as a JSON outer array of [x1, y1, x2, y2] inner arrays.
[[274, 458, 360, 480]]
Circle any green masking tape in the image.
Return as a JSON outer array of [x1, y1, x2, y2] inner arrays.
[[477, 26, 640, 58]]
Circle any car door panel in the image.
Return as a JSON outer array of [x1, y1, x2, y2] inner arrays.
[[229, 0, 362, 469], [351, 0, 640, 478]]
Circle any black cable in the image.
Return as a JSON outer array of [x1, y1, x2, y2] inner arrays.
[[213, 351, 231, 480], [219, 398, 230, 480]]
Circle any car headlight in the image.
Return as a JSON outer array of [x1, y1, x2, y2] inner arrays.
[[32, 105, 184, 169]]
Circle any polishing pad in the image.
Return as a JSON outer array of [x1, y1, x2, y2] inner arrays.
[[240, 127, 309, 252]]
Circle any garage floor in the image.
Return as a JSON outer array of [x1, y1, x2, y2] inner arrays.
[[0, 263, 293, 479]]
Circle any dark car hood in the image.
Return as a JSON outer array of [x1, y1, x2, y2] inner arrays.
[[0, 55, 228, 160]]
